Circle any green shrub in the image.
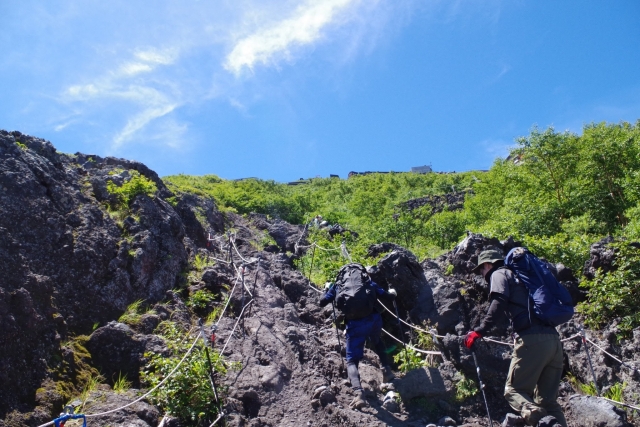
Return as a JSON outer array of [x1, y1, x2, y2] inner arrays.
[[579, 240, 640, 336], [141, 321, 229, 425], [454, 372, 478, 402], [118, 300, 147, 326], [393, 347, 424, 372], [113, 371, 132, 393], [107, 170, 157, 208], [186, 290, 217, 312]]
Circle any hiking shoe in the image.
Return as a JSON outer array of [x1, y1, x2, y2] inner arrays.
[[381, 366, 395, 383], [537, 415, 562, 427], [521, 402, 547, 426], [349, 390, 367, 410]]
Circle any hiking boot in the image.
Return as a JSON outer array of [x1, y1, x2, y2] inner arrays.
[[381, 366, 395, 383], [536, 415, 562, 427], [349, 390, 367, 410], [521, 403, 547, 426]]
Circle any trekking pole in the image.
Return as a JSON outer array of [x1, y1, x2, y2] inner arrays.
[[331, 299, 346, 376], [392, 299, 409, 373], [579, 325, 600, 396], [198, 319, 224, 424], [471, 350, 494, 427]]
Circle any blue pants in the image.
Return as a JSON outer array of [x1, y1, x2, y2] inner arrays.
[[345, 312, 386, 363]]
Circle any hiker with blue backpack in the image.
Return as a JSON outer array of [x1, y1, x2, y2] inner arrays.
[[319, 263, 397, 410], [465, 247, 574, 427]]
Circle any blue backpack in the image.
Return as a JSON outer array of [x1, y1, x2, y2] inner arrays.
[[504, 247, 574, 327]]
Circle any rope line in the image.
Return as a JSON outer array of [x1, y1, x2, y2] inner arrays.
[[313, 242, 342, 252], [483, 337, 514, 346], [561, 333, 582, 343], [293, 223, 309, 254], [38, 328, 202, 427], [377, 300, 432, 338], [220, 300, 254, 355], [230, 237, 259, 265], [340, 241, 352, 262], [596, 396, 640, 412], [215, 273, 241, 326], [231, 264, 254, 299], [585, 337, 640, 373], [381, 328, 442, 356]]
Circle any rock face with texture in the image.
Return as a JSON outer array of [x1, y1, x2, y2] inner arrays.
[[0, 131, 190, 421], [394, 367, 448, 401], [566, 395, 630, 427]]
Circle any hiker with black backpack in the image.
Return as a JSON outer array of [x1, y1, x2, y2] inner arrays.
[[319, 263, 397, 410], [465, 248, 573, 427]]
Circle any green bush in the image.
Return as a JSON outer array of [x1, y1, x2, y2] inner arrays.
[[393, 347, 424, 372], [141, 321, 228, 425], [107, 170, 158, 208], [579, 240, 640, 336], [454, 372, 478, 402]]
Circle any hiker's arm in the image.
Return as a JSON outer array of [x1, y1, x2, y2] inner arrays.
[[474, 293, 508, 335], [372, 281, 396, 303], [319, 284, 336, 307]]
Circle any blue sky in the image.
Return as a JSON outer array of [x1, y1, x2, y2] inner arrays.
[[2, 1, 639, 182]]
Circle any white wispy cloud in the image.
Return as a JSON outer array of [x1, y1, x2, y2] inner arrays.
[[62, 47, 182, 149], [53, 1, 404, 151], [225, 0, 360, 74], [113, 103, 178, 148]]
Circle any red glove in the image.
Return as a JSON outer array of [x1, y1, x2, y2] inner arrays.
[[464, 331, 482, 349]]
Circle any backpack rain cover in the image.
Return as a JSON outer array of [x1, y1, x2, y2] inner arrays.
[[505, 247, 574, 327]]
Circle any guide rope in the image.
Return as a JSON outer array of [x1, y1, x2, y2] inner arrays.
[[37, 328, 202, 427], [381, 328, 442, 356]]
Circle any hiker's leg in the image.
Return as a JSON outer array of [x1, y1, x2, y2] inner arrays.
[[368, 313, 391, 367], [504, 334, 554, 425], [346, 360, 362, 390], [345, 321, 367, 390], [534, 337, 567, 427]]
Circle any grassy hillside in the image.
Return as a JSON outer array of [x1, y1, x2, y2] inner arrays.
[[165, 120, 640, 334]]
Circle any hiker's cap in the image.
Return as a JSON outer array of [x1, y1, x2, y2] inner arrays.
[[472, 249, 504, 274]]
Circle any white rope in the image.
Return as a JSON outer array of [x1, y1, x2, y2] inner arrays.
[[37, 329, 202, 427], [313, 242, 341, 252], [208, 255, 232, 265], [294, 223, 309, 254], [87, 330, 201, 418], [597, 396, 640, 412], [381, 328, 442, 356], [483, 337, 514, 346], [585, 337, 640, 373], [376, 300, 446, 339], [231, 264, 254, 299], [215, 273, 241, 326], [340, 241, 352, 262], [561, 333, 582, 343], [220, 300, 254, 355], [230, 237, 259, 265], [308, 283, 323, 294]]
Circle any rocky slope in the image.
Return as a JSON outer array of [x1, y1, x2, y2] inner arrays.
[[0, 130, 638, 427]]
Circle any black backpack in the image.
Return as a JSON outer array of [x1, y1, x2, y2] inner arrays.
[[334, 263, 377, 320]]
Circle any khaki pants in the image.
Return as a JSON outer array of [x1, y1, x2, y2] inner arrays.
[[504, 334, 567, 427]]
